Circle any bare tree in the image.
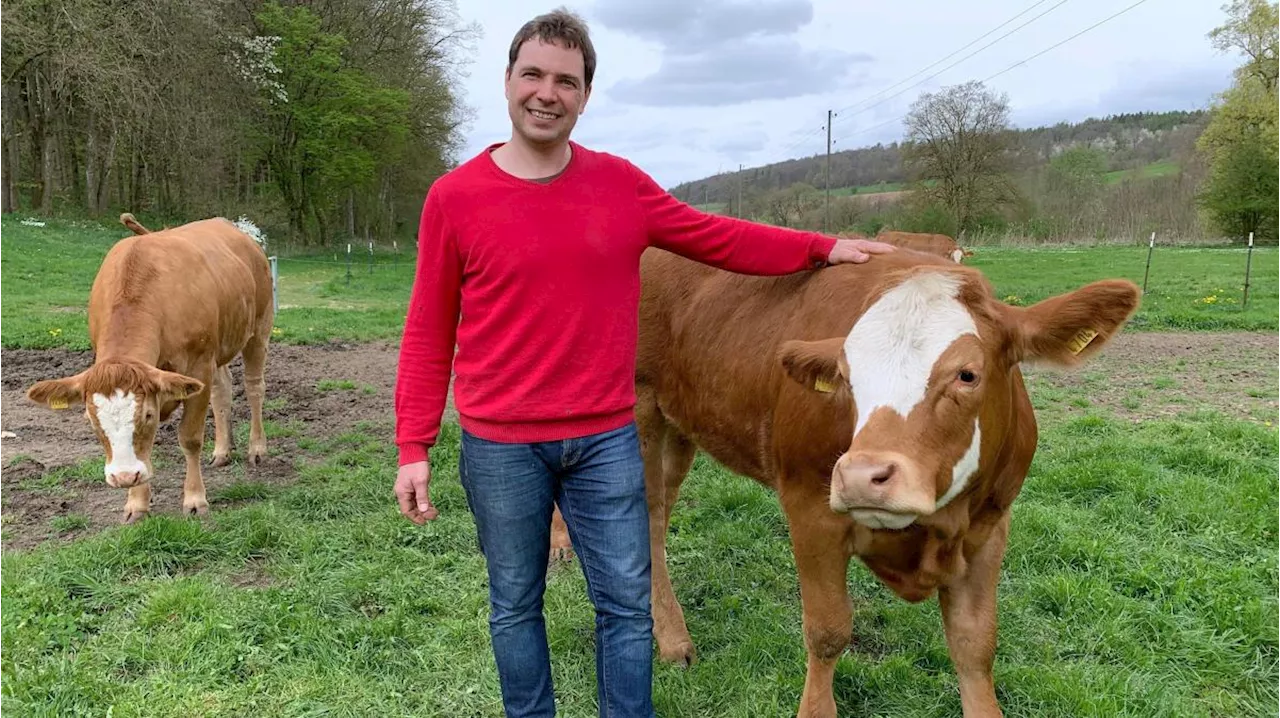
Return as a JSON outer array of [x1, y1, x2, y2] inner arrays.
[[903, 81, 1016, 231]]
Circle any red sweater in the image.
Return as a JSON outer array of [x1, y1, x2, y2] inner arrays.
[[394, 142, 837, 465]]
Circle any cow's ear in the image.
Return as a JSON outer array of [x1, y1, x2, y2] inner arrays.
[[27, 373, 87, 410], [151, 369, 205, 402], [778, 338, 846, 395], [1007, 279, 1141, 367]]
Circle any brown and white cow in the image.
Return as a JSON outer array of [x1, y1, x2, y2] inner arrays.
[[873, 230, 973, 263], [553, 248, 1138, 716], [25, 214, 274, 522]]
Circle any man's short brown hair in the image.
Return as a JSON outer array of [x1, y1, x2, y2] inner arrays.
[[507, 7, 596, 87]]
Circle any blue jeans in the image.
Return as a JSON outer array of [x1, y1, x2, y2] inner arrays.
[[458, 422, 655, 718]]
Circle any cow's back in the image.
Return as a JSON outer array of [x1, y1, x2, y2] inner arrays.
[[89, 218, 272, 366]]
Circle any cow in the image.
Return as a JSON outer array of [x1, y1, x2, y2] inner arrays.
[[25, 214, 275, 523], [872, 230, 973, 263], [551, 248, 1139, 716]]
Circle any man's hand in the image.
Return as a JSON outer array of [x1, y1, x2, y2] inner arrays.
[[826, 237, 896, 264], [396, 460, 439, 524]]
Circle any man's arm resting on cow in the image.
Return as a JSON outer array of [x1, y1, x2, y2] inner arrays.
[[630, 162, 893, 273]]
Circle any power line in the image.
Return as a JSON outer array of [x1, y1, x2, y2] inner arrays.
[[756, 0, 1068, 170], [831, 0, 1070, 129], [828, 0, 1057, 120], [833, 0, 1156, 147]]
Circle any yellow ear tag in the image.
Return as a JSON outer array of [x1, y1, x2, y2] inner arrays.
[[1066, 328, 1099, 355], [813, 377, 836, 394], [49, 398, 70, 410]]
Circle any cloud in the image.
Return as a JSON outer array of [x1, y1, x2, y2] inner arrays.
[[592, 0, 871, 107], [1097, 62, 1231, 113], [710, 129, 770, 155], [593, 0, 811, 47]]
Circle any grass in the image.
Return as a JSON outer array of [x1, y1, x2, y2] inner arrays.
[[2, 216, 1276, 349], [1, 406, 1275, 717], [0, 216, 416, 350], [1103, 160, 1180, 185], [968, 245, 1278, 331]]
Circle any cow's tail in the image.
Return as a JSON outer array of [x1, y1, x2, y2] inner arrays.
[[120, 213, 152, 235]]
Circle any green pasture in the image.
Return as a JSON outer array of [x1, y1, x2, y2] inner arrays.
[[2, 213, 1277, 716], [1, 216, 1276, 350], [1, 407, 1276, 717]]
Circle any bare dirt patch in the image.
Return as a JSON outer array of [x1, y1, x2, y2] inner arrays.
[[2, 332, 1273, 551], [2, 341, 457, 551], [1021, 331, 1278, 423]]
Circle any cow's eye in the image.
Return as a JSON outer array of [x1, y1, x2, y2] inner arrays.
[[958, 369, 978, 384]]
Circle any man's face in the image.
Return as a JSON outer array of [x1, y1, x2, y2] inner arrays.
[[505, 38, 591, 149]]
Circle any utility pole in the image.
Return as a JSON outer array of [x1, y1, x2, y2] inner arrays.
[[824, 109, 834, 233], [736, 163, 743, 218]]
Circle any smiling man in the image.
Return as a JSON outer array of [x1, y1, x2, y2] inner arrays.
[[392, 7, 893, 717]]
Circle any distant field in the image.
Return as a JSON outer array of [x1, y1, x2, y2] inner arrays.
[[2, 216, 1276, 350], [0, 217, 417, 349], [1104, 160, 1180, 184]]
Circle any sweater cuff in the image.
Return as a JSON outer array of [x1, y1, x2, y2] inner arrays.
[[398, 442, 429, 466], [808, 234, 838, 268]]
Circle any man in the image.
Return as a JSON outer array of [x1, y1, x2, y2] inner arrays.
[[393, 8, 893, 717]]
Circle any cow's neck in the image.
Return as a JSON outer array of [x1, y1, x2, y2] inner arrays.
[[94, 306, 161, 365]]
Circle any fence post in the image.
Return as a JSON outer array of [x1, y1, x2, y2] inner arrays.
[[346, 243, 352, 286], [269, 256, 278, 313], [1142, 231, 1155, 295], [393, 240, 398, 268], [368, 241, 374, 275], [1243, 231, 1254, 308]]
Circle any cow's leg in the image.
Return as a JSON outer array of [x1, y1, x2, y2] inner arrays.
[[637, 388, 699, 666], [783, 492, 853, 718], [241, 331, 269, 466], [177, 379, 213, 516], [939, 513, 1010, 718], [210, 364, 234, 467], [122, 483, 151, 524], [549, 505, 574, 564]]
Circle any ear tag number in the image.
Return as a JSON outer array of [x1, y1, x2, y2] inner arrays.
[[1067, 328, 1099, 355]]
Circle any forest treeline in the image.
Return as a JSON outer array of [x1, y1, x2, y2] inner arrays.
[[2, 0, 477, 245]]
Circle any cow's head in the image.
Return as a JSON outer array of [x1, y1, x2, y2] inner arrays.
[[779, 265, 1140, 529], [27, 361, 203, 487]]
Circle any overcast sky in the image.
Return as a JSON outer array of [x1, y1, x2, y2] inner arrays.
[[451, 0, 1238, 188]]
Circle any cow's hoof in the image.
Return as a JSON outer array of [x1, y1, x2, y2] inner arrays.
[[210, 452, 231, 468], [658, 640, 697, 668], [123, 509, 149, 524], [247, 446, 266, 467], [548, 546, 575, 565], [183, 500, 210, 517]]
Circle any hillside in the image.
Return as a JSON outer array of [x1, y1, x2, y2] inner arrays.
[[670, 110, 1208, 206]]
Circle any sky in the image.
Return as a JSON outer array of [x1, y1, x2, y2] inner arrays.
[[450, 0, 1239, 189]]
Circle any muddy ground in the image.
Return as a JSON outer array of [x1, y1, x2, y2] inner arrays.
[[2, 332, 1275, 551]]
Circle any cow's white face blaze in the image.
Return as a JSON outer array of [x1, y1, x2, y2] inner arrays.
[[833, 271, 985, 528], [91, 389, 150, 487]]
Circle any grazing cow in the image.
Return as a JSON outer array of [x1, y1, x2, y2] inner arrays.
[[872, 230, 973, 263], [552, 248, 1139, 716], [26, 214, 274, 522]]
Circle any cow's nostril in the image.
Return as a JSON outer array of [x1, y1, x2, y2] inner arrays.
[[869, 463, 895, 485]]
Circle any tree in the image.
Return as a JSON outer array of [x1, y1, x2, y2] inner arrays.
[[903, 81, 1016, 232], [1197, 82, 1278, 239], [1042, 146, 1108, 233], [1209, 0, 1279, 91]]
